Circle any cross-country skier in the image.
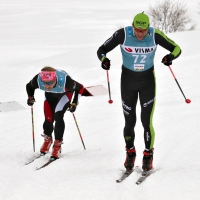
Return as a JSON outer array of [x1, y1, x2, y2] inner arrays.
[[26, 66, 84, 159], [97, 12, 181, 171]]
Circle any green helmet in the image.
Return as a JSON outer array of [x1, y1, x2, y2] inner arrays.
[[133, 12, 149, 29]]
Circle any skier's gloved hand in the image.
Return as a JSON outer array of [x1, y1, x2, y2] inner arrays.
[[27, 96, 35, 106], [101, 56, 111, 70], [68, 103, 77, 113], [161, 54, 174, 66]]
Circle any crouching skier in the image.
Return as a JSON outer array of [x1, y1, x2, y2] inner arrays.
[[26, 66, 84, 160]]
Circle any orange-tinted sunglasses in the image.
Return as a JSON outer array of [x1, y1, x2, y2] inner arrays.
[[133, 26, 148, 33]]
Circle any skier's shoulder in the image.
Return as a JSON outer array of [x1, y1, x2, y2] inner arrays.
[[26, 74, 39, 93], [112, 28, 124, 40], [112, 27, 125, 44], [153, 28, 171, 44], [154, 28, 166, 37], [31, 74, 39, 87], [114, 27, 125, 36], [55, 69, 68, 76]]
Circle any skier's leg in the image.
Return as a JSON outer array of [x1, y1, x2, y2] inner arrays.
[[139, 77, 156, 171], [54, 95, 70, 140], [43, 99, 54, 136], [41, 97, 55, 154], [51, 95, 69, 159], [139, 79, 156, 150], [121, 73, 139, 170], [121, 78, 138, 149]]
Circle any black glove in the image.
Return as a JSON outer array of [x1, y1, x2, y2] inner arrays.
[[27, 96, 35, 106], [101, 56, 111, 70], [68, 103, 77, 113], [162, 54, 174, 66]]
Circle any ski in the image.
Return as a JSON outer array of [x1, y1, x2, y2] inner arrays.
[[36, 157, 57, 170], [136, 168, 154, 185], [25, 153, 45, 165], [116, 169, 134, 183]]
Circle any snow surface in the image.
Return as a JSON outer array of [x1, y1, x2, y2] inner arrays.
[[0, 0, 200, 199]]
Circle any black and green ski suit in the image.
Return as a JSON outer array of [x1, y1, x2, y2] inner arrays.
[[97, 27, 181, 150]]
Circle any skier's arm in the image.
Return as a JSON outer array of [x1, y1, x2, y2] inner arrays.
[[155, 29, 181, 60], [65, 76, 84, 105], [26, 74, 39, 97], [97, 28, 125, 61]]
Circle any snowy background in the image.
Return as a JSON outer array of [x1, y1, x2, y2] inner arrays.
[[0, 0, 200, 199]]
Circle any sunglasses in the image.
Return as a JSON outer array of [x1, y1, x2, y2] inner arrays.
[[133, 26, 148, 33], [43, 80, 55, 85]]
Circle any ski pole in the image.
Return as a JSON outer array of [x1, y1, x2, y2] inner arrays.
[[31, 106, 35, 152], [168, 66, 191, 104], [106, 70, 113, 104], [72, 113, 86, 150]]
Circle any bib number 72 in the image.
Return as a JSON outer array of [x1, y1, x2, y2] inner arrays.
[[132, 55, 146, 63]]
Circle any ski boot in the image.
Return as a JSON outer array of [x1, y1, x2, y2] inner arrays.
[[142, 149, 154, 171], [40, 134, 53, 155], [124, 147, 136, 170], [51, 140, 63, 159]]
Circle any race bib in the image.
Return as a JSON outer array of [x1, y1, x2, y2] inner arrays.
[[134, 64, 144, 71]]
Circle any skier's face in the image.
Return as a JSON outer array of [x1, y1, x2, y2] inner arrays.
[[133, 27, 148, 41], [43, 79, 56, 91]]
